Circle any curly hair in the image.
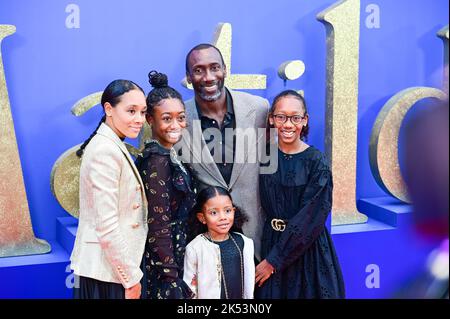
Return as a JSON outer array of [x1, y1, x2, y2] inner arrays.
[[187, 186, 248, 243]]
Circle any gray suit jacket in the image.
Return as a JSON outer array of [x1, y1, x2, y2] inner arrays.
[[177, 89, 269, 259]]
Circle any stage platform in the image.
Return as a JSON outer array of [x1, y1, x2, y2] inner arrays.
[[0, 197, 437, 298]]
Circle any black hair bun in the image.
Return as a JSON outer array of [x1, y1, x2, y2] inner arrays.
[[148, 70, 168, 89]]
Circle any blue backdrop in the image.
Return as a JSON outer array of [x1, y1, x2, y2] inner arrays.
[[0, 0, 448, 298]]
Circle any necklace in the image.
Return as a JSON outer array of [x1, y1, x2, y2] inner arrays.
[[206, 232, 244, 299]]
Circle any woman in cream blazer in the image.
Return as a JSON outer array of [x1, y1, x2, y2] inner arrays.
[[70, 79, 148, 299]]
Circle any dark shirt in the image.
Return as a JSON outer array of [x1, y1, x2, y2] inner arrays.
[[195, 89, 236, 185], [209, 233, 244, 299]]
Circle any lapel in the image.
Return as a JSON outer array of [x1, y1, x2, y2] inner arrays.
[[97, 123, 146, 199], [227, 89, 255, 189], [183, 90, 257, 190], [184, 98, 228, 188]]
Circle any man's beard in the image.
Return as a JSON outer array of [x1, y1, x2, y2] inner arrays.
[[198, 81, 224, 102]]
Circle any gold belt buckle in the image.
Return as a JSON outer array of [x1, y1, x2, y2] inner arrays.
[[271, 218, 286, 232]]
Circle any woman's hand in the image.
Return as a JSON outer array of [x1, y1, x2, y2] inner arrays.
[[255, 259, 275, 287], [125, 282, 141, 299]]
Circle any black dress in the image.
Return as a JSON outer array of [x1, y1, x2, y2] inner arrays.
[[256, 146, 345, 299], [73, 276, 124, 299], [206, 232, 245, 299], [135, 140, 196, 299]]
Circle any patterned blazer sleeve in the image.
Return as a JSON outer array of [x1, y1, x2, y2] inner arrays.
[[88, 143, 143, 288]]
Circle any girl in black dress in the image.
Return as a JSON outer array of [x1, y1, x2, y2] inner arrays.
[[135, 71, 195, 299], [255, 90, 345, 299]]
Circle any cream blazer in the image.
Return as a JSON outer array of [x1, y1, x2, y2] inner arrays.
[[70, 123, 148, 289], [183, 232, 255, 299]]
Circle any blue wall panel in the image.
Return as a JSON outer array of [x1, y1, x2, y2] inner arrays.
[[0, 0, 447, 298]]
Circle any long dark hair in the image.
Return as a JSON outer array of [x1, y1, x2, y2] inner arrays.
[[188, 186, 248, 242], [266, 89, 310, 143], [76, 79, 144, 157], [146, 70, 184, 115]]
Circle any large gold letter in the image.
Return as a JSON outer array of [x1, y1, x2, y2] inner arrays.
[[369, 26, 449, 203], [317, 0, 368, 226], [0, 25, 51, 257], [369, 87, 447, 203]]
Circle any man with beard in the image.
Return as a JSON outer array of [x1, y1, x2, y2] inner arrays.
[[177, 43, 269, 260]]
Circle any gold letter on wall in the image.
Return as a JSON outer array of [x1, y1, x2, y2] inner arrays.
[[370, 27, 449, 203], [0, 25, 51, 257], [369, 87, 448, 203], [317, 0, 368, 226]]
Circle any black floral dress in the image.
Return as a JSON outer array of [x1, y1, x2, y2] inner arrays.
[[135, 140, 196, 299], [256, 146, 345, 299]]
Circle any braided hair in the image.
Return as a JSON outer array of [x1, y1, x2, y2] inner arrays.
[[76, 79, 144, 157], [146, 70, 184, 115]]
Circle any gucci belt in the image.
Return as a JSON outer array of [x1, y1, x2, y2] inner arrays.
[[271, 218, 287, 232]]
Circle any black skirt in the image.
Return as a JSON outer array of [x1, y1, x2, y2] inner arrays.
[[73, 276, 125, 299]]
